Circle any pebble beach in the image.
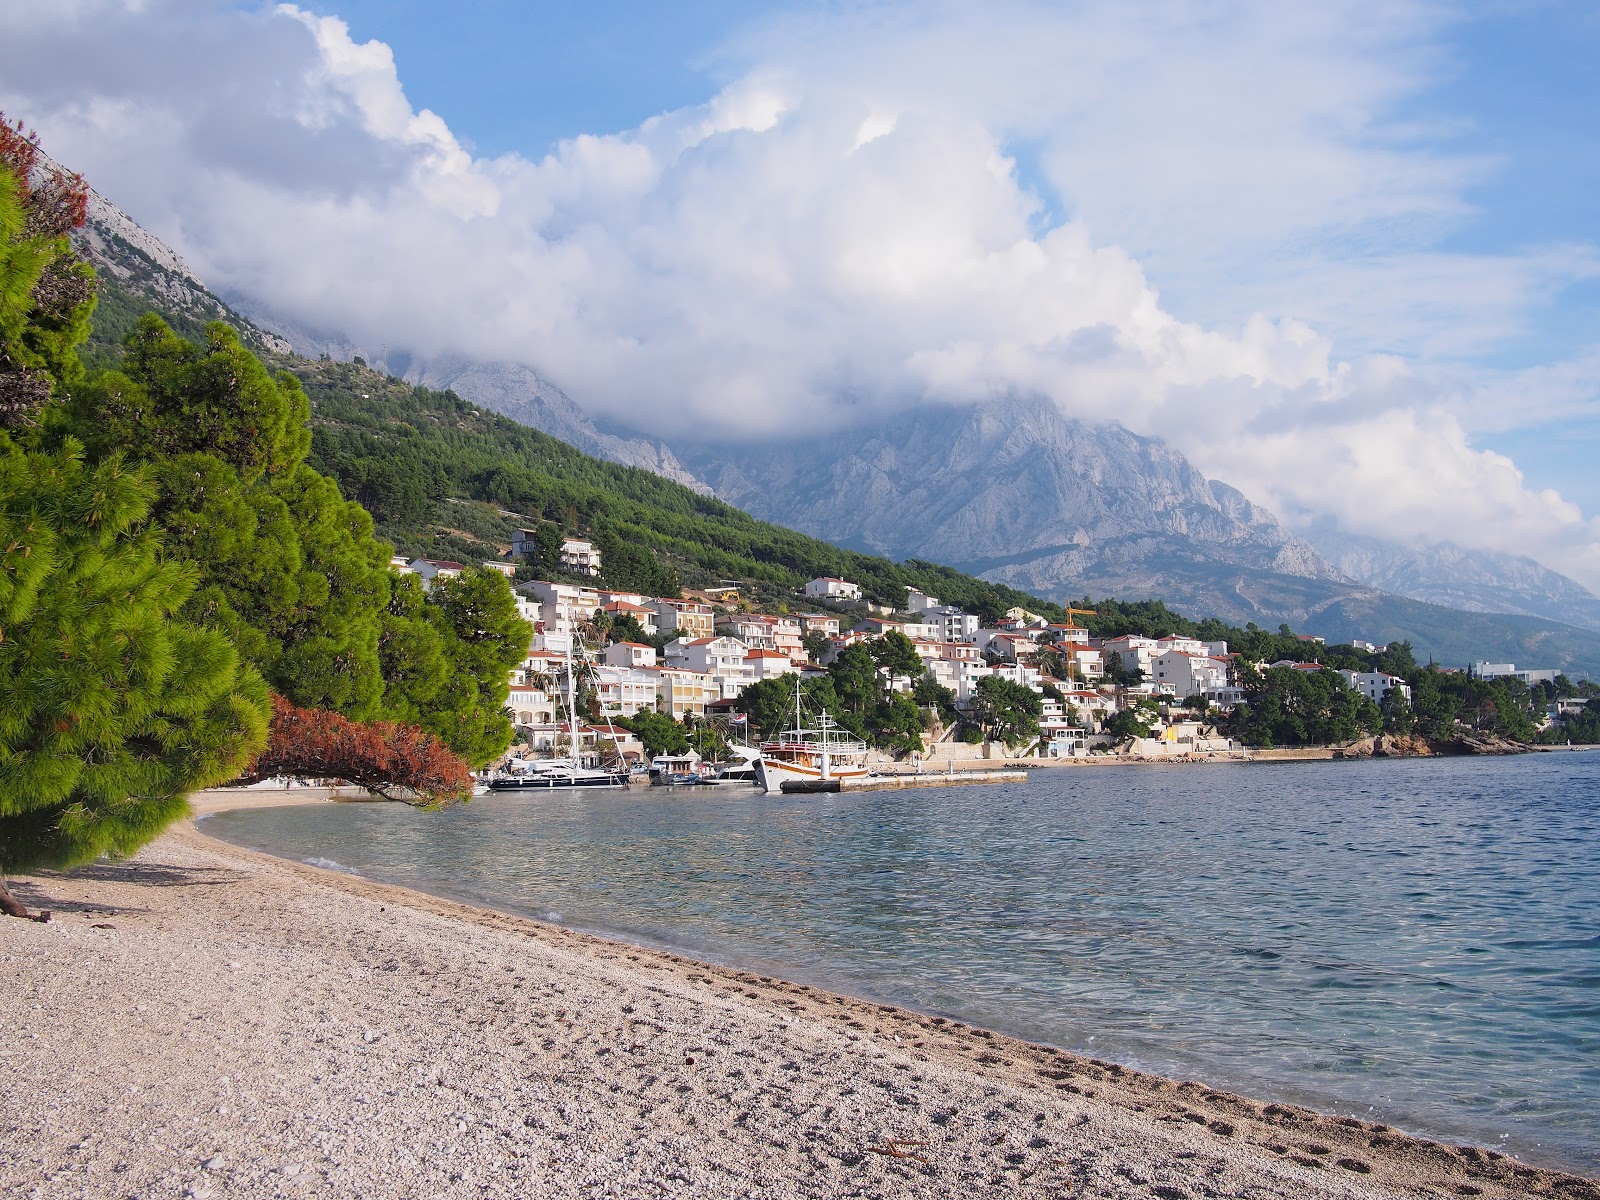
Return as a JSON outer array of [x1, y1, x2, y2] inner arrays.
[[2, 793, 1595, 1200]]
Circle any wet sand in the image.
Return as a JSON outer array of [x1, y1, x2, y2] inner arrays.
[[2, 799, 1594, 1200]]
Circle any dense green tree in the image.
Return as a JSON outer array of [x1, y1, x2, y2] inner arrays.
[[801, 629, 831, 663], [0, 148, 273, 918], [631, 710, 689, 758], [1380, 685, 1416, 735], [410, 569, 532, 765], [875, 693, 926, 754], [828, 644, 881, 721], [0, 440, 270, 915], [736, 674, 845, 740], [686, 722, 729, 762], [71, 316, 311, 480], [0, 131, 95, 430], [379, 572, 452, 725], [968, 676, 1043, 746], [607, 612, 650, 646], [1105, 700, 1160, 742], [870, 629, 925, 688], [1226, 665, 1380, 747], [60, 318, 529, 764], [912, 676, 958, 724]]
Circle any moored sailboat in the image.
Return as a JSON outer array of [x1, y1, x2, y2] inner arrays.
[[488, 638, 630, 791]]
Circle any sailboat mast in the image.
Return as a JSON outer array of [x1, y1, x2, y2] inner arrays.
[[566, 636, 578, 763]]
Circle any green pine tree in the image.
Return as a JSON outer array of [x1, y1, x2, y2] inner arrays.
[[0, 439, 270, 915]]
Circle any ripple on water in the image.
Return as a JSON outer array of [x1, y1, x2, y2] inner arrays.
[[207, 753, 1600, 1176]]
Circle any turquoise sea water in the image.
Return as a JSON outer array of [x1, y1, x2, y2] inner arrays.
[[204, 753, 1600, 1174]]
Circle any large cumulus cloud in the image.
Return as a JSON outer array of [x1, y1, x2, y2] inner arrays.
[[3, 0, 1599, 586]]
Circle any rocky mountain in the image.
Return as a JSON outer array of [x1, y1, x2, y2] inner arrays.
[[52, 146, 1600, 673], [1307, 529, 1600, 634], [677, 394, 1342, 595], [673, 396, 1600, 672], [51, 151, 290, 359], [396, 358, 710, 494]]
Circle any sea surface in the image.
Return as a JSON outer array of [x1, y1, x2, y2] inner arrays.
[[204, 753, 1600, 1174]]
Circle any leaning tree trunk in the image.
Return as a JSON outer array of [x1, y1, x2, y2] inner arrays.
[[0, 875, 50, 922]]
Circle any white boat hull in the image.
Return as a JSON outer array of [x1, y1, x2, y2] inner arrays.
[[756, 756, 870, 793]]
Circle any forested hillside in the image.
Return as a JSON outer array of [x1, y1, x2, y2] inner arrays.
[[294, 357, 1074, 622]]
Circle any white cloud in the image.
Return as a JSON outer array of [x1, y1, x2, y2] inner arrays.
[[3, 0, 1599, 588]]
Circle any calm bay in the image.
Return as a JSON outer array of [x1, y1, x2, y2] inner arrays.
[[204, 753, 1600, 1173]]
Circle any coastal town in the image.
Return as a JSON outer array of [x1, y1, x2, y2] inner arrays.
[[394, 536, 1587, 774]]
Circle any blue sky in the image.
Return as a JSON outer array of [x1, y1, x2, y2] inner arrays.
[[2, 1, 1598, 584], [300, 0, 1600, 498]]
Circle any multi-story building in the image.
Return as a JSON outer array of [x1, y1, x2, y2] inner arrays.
[[1150, 650, 1230, 698], [1057, 643, 1104, 680], [518, 580, 603, 638], [665, 636, 749, 677], [1338, 670, 1413, 705], [592, 665, 662, 719], [650, 598, 716, 640], [505, 682, 557, 728], [718, 614, 804, 659], [657, 668, 717, 720], [794, 612, 841, 638], [1098, 634, 1159, 677], [925, 606, 980, 642], [742, 648, 800, 682], [804, 576, 862, 601], [602, 642, 658, 669], [559, 538, 602, 577]]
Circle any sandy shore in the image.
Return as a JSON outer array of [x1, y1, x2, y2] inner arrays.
[[3, 808, 1594, 1200]]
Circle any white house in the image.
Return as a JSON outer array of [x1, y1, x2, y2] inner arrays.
[[602, 641, 658, 669], [592, 665, 662, 719], [408, 558, 466, 589], [1338, 670, 1413, 705], [804, 576, 862, 601], [1151, 651, 1230, 698], [1058, 643, 1104, 681], [905, 587, 939, 612], [480, 560, 516, 578], [794, 612, 841, 638], [925, 606, 980, 642], [1469, 662, 1561, 686], [505, 682, 556, 728], [665, 636, 749, 677], [559, 538, 602, 577], [743, 648, 800, 682], [518, 580, 603, 637], [1097, 634, 1158, 677]]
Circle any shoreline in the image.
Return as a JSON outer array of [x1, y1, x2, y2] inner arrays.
[[4, 802, 1595, 1198]]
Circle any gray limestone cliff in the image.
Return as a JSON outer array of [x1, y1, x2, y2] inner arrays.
[[678, 394, 1342, 596]]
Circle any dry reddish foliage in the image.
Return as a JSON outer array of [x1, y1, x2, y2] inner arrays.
[[237, 695, 475, 808], [1, 116, 88, 235]]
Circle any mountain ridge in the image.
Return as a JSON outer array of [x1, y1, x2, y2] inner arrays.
[[56, 150, 1600, 673]]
